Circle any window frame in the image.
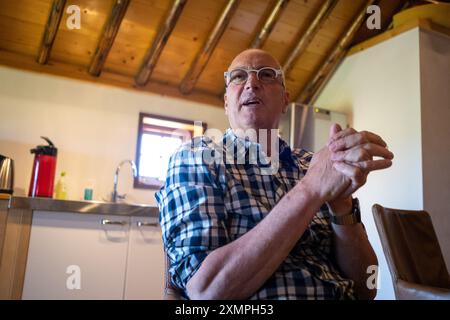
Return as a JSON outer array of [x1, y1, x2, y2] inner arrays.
[[134, 113, 206, 189]]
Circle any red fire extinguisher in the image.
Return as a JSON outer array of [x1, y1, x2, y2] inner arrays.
[[28, 137, 58, 198]]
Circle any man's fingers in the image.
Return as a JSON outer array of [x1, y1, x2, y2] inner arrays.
[[333, 159, 392, 197], [331, 144, 394, 162], [328, 128, 357, 144], [329, 131, 388, 152], [331, 148, 370, 162], [328, 123, 342, 140], [333, 162, 366, 184], [332, 162, 367, 197], [352, 159, 393, 171]]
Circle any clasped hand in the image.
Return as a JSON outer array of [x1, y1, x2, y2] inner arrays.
[[304, 124, 394, 215]]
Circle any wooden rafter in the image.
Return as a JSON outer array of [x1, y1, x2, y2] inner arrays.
[[0, 49, 224, 107], [296, 0, 377, 105], [282, 0, 337, 74], [135, 0, 187, 86], [179, 0, 240, 95], [250, 0, 289, 49], [88, 0, 130, 77], [36, 0, 67, 64], [387, 1, 411, 30], [350, 0, 410, 45], [347, 0, 410, 55]]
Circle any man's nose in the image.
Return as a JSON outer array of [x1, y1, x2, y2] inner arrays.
[[244, 72, 261, 90]]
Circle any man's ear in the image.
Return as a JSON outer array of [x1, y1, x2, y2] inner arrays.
[[224, 92, 228, 115], [282, 91, 290, 113]]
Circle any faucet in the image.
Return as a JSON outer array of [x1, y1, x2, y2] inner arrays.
[[111, 160, 137, 203]]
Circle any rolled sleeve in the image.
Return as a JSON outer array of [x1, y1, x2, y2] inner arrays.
[[156, 141, 229, 290]]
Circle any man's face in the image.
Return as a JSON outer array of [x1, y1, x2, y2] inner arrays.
[[224, 49, 290, 132]]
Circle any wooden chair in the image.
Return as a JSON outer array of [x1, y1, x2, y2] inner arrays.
[[372, 204, 450, 300], [163, 253, 184, 300]]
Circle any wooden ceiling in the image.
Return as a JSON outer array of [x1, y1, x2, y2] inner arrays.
[[0, 0, 412, 107]]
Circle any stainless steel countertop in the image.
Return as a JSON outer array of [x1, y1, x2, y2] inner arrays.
[[7, 196, 159, 217]]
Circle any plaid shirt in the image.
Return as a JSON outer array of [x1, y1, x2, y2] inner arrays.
[[156, 129, 355, 300]]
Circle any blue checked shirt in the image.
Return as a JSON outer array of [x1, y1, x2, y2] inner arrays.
[[156, 129, 355, 300]]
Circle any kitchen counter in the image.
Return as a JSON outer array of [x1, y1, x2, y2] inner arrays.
[[6, 196, 159, 217], [0, 196, 162, 300]]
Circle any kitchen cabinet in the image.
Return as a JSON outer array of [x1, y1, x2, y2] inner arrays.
[[22, 210, 164, 299], [124, 216, 165, 299]]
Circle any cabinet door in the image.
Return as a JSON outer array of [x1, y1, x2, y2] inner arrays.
[[22, 211, 130, 299], [124, 216, 164, 299]]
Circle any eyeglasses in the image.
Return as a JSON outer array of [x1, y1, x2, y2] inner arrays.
[[224, 67, 285, 87]]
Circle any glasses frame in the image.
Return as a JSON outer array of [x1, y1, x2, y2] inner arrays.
[[224, 67, 285, 87]]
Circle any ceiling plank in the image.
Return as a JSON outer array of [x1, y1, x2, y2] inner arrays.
[[0, 48, 223, 107], [250, 0, 290, 49], [36, 0, 67, 64], [88, 0, 130, 77], [282, 0, 338, 74], [296, 0, 377, 105], [135, 0, 187, 86], [179, 0, 240, 95]]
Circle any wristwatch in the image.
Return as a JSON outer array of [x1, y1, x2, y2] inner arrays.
[[331, 198, 361, 225]]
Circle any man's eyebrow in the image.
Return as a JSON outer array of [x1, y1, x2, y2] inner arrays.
[[229, 65, 279, 70]]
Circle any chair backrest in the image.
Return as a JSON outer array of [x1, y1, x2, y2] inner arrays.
[[163, 252, 184, 300], [372, 204, 450, 290]]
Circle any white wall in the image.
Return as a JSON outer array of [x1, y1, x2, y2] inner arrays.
[[0, 67, 228, 205], [420, 29, 450, 269], [316, 28, 423, 300]]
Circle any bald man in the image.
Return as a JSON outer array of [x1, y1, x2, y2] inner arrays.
[[156, 49, 393, 300]]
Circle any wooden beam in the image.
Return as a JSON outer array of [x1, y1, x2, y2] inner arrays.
[[88, 0, 130, 77], [0, 49, 224, 108], [296, 0, 377, 105], [36, 0, 67, 65], [135, 0, 187, 86], [348, 0, 412, 56], [351, 0, 410, 45], [348, 17, 450, 56], [179, 0, 240, 95], [386, 0, 411, 30], [282, 0, 338, 74], [250, 0, 290, 49]]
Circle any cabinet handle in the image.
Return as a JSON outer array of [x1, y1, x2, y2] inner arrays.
[[101, 219, 127, 226], [136, 221, 158, 227]]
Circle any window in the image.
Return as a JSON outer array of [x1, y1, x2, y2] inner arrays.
[[134, 113, 205, 189]]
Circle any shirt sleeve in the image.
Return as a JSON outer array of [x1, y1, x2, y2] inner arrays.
[[155, 142, 229, 291]]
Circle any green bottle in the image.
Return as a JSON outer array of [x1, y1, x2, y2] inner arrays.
[[84, 179, 94, 201]]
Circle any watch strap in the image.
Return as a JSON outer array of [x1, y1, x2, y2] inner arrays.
[[331, 198, 361, 225]]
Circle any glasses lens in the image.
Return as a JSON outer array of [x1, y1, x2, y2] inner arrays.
[[258, 68, 277, 82], [227, 68, 281, 86], [229, 69, 248, 84]]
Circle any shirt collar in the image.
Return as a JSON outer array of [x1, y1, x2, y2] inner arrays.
[[223, 128, 296, 166]]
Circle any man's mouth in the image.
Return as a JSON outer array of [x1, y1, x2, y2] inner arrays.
[[242, 98, 262, 107]]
